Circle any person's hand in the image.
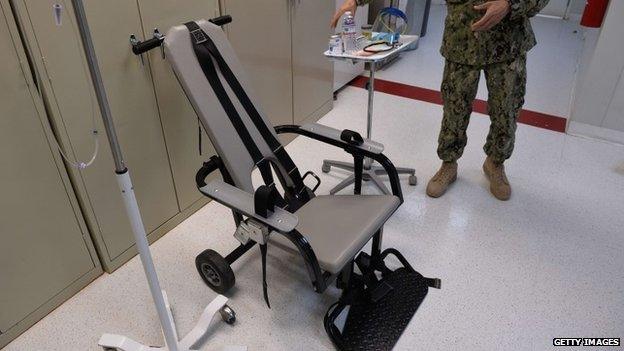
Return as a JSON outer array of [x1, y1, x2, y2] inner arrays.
[[331, 0, 357, 28], [471, 0, 510, 32]]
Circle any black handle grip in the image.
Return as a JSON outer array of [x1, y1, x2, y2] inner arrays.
[[131, 15, 231, 56], [209, 15, 232, 27], [340, 129, 364, 146], [195, 156, 221, 188], [132, 37, 164, 55]]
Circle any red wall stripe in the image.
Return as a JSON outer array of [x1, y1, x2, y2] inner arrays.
[[348, 76, 567, 133]]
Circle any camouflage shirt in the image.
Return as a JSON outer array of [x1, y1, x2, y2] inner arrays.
[[356, 0, 550, 65]]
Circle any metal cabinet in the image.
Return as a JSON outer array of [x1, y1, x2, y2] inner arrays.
[[291, 0, 334, 124], [224, 0, 295, 128], [0, 2, 101, 347], [11, 0, 221, 272], [223, 0, 334, 130], [136, 0, 220, 210]]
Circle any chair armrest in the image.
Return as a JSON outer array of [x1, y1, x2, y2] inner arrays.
[[199, 180, 298, 233], [300, 123, 384, 154], [274, 124, 404, 202]]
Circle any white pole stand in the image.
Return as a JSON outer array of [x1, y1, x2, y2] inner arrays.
[[98, 293, 244, 351], [97, 173, 246, 351]]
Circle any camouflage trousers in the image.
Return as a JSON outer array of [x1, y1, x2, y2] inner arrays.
[[437, 54, 527, 164]]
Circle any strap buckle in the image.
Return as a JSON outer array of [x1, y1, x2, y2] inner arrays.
[[302, 171, 321, 193], [190, 28, 207, 44]]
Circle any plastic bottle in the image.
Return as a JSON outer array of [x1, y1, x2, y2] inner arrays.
[[341, 11, 357, 53]]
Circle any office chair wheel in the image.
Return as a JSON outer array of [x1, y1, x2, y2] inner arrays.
[[219, 304, 236, 325], [408, 175, 417, 186], [195, 249, 235, 294], [322, 163, 331, 173]]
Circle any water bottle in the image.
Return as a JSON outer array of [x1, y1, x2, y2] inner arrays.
[[341, 11, 357, 53]]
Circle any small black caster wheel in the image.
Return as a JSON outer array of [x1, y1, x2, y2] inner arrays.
[[365, 82, 371, 90], [322, 163, 331, 173], [195, 249, 235, 294], [408, 175, 418, 186], [219, 304, 236, 325], [333, 92, 338, 101]]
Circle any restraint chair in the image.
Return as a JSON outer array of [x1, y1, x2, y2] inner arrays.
[[163, 19, 440, 350]]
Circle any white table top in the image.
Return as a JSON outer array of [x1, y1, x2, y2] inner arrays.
[[324, 34, 418, 63]]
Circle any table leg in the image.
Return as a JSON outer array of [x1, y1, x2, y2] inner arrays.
[[321, 58, 417, 194]]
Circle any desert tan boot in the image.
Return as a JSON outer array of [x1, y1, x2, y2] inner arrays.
[[426, 161, 458, 198], [483, 156, 511, 201]]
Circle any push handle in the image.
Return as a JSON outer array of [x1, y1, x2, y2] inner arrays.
[[131, 36, 164, 55], [130, 15, 232, 56], [209, 15, 232, 27]]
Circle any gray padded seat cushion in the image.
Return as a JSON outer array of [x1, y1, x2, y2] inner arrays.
[[271, 195, 400, 274]]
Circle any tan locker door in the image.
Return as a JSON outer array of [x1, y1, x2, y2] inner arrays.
[[291, 0, 334, 124], [15, 0, 179, 262], [136, 0, 220, 210], [0, 3, 98, 334], [223, 0, 293, 128]]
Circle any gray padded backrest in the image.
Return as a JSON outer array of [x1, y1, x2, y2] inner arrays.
[[165, 20, 285, 193]]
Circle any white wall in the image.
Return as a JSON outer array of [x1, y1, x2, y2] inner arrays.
[[569, 0, 624, 144], [540, 0, 584, 18]]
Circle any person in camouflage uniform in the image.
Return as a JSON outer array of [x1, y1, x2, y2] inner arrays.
[[333, 0, 550, 200]]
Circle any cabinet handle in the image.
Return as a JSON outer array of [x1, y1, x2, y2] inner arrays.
[[129, 34, 145, 67]]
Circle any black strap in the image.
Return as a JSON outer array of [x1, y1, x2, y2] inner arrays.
[[198, 118, 203, 156], [184, 21, 309, 204], [183, 22, 275, 187], [254, 185, 277, 218], [353, 155, 364, 195], [260, 243, 270, 308], [423, 277, 442, 289]]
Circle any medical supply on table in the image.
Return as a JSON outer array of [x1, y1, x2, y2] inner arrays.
[[372, 7, 409, 45], [329, 34, 343, 54], [361, 24, 373, 40], [341, 11, 358, 53], [363, 41, 397, 54]]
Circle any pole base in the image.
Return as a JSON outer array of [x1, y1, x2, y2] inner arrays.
[[322, 160, 417, 195], [98, 292, 246, 351]]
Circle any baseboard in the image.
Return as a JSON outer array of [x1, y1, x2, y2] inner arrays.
[[567, 121, 624, 145]]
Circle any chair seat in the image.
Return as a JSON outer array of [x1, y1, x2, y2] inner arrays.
[[271, 195, 400, 274]]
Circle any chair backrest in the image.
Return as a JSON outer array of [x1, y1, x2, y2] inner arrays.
[[164, 20, 288, 193]]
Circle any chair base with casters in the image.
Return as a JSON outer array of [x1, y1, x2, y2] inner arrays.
[[159, 19, 440, 349]]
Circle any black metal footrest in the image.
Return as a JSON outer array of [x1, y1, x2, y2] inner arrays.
[[325, 253, 440, 351]]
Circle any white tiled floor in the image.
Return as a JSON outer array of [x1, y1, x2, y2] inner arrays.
[[375, 4, 584, 118], [5, 7, 623, 351], [6, 86, 623, 351]]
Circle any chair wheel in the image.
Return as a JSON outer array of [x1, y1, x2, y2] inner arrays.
[[219, 304, 236, 325], [195, 249, 235, 294], [408, 175, 417, 186], [322, 163, 331, 173]]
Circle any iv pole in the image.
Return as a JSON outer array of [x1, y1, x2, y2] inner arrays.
[[68, 1, 241, 350]]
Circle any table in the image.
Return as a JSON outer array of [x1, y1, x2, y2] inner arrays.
[[322, 35, 419, 195]]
